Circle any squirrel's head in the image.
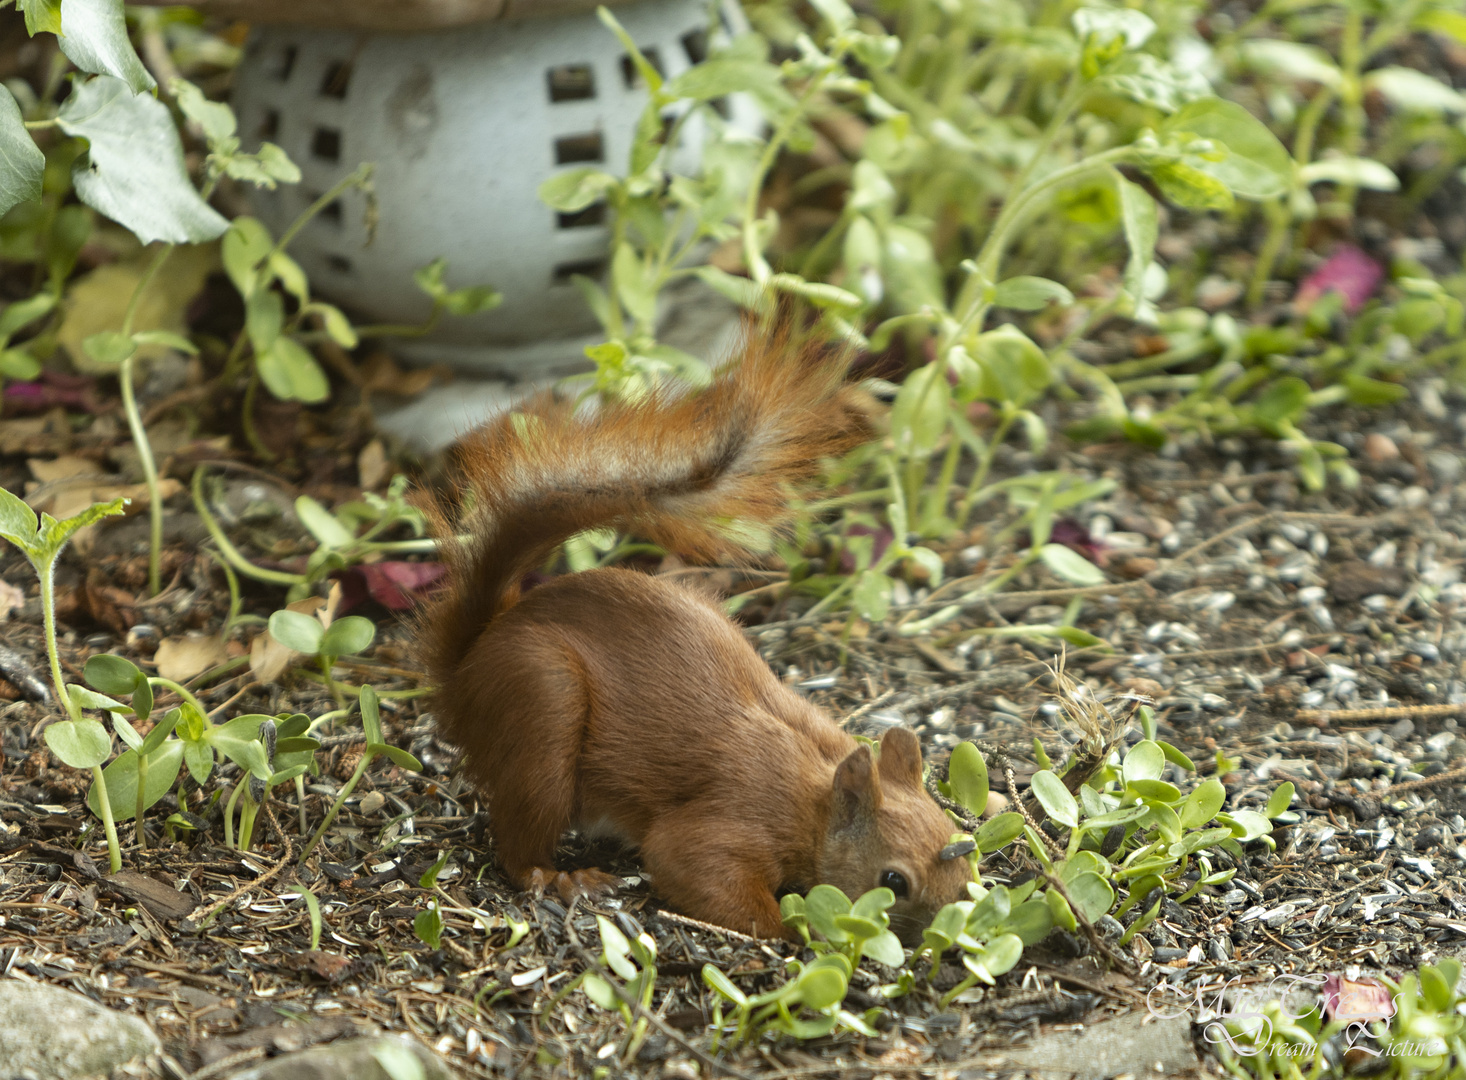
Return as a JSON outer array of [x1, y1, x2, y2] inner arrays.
[[818, 727, 974, 946]]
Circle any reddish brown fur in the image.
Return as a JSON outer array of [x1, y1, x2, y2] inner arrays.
[[420, 330, 971, 940]]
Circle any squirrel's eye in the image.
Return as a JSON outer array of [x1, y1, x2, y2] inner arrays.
[[880, 870, 909, 897]]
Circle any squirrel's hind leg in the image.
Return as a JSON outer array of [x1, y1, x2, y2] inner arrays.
[[462, 632, 619, 905]]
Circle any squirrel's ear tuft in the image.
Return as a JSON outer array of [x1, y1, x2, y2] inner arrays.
[[832, 745, 881, 829], [878, 727, 923, 789]]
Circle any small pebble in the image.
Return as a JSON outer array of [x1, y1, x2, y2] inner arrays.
[[1364, 433, 1399, 462]]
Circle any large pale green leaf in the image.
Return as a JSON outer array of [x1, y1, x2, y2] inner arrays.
[[268, 609, 325, 656], [256, 337, 329, 402], [58, 0, 154, 94], [0, 86, 44, 219], [1031, 770, 1078, 828], [19, 0, 62, 36], [86, 738, 184, 820], [44, 717, 111, 768], [0, 484, 38, 549], [1365, 66, 1466, 115], [58, 76, 228, 244], [1039, 543, 1106, 586], [1240, 40, 1341, 89], [947, 741, 989, 818], [1160, 99, 1292, 200]]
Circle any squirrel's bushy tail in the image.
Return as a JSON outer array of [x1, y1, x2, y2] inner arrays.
[[419, 327, 873, 685]]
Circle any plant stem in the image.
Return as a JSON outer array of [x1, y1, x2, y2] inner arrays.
[[146, 677, 209, 718], [37, 559, 80, 721], [116, 243, 176, 597], [270, 164, 373, 260], [224, 779, 242, 849], [92, 764, 121, 873], [191, 467, 305, 587], [299, 754, 373, 862], [135, 751, 149, 850], [240, 370, 272, 462]]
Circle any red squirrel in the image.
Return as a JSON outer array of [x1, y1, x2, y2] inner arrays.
[[420, 331, 974, 941]]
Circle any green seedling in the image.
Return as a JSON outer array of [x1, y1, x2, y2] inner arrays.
[[267, 607, 377, 706], [299, 686, 421, 862], [0, 489, 127, 870]]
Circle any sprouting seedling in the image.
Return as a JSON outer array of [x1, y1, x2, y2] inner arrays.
[[219, 713, 319, 851], [0, 488, 127, 871], [299, 686, 421, 862], [83, 654, 179, 851], [267, 607, 377, 707]]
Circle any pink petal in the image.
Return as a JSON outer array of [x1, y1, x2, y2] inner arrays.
[[1294, 245, 1383, 315]]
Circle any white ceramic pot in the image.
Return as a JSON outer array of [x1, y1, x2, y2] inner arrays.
[[231, 0, 759, 375]]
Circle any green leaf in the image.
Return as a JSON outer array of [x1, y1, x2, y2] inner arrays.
[[1147, 159, 1234, 210], [1265, 781, 1295, 819], [1252, 376, 1310, 428], [1129, 778, 1181, 802], [67, 684, 127, 713], [1299, 157, 1399, 191], [0, 349, 40, 379], [851, 569, 891, 622], [767, 273, 862, 312], [861, 929, 904, 968], [19, 0, 62, 36], [38, 497, 125, 554], [257, 337, 329, 403], [295, 495, 353, 549], [131, 672, 152, 722], [1366, 66, 1466, 115], [414, 904, 443, 949], [373, 744, 423, 772], [0, 485, 39, 549], [84, 652, 141, 695], [992, 276, 1074, 311], [973, 326, 1051, 408], [795, 964, 848, 1011], [268, 609, 324, 656], [0, 292, 58, 346], [1218, 809, 1273, 843], [611, 242, 656, 325], [1031, 770, 1078, 829], [1240, 40, 1342, 89], [222, 217, 273, 297], [1038, 543, 1105, 586], [132, 330, 199, 354], [183, 737, 213, 784], [1159, 99, 1293, 201], [169, 78, 236, 146], [1417, 9, 1466, 45], [804, 884, 853, 943], [1156, 740, 1195, 772], [976, 811, 1024, 853], [889, 360, 951, 457], [140, 708, 179, 754], [1122, 740, 1165, 785], [58, 76, 227, 244], [539, 166, 612, 212], [58, 0, 155, 94], [807, 0, 855, 32], [691, 265, 762, 309], [87, 738, 183, 821], [947, 742, 989, 818], [321, 615, 375, 657], [596, 7, 662, 96], [1179, 777, 1225, 829], [442, 284, 501, 317], [1065, 872, 1114, 923], [0, 86, 44, 219], [44, 717, 111, 768], [976, 932, 1025, 978], [702, 964, 748, 1006], [82, 329, 135, 366], [1001, 899, 1056, 946], [246, 289, 283, 355], [1072, 7, 1153, 49]]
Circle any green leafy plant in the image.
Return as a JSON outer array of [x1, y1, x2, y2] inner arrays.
[[0, 487, 127, 869], [299, 686, 422, 862], [267, 607, 377, 706]]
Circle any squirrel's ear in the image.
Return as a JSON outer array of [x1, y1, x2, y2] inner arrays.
[[832, 745, 882, 830], [878, 727, 923, 789]]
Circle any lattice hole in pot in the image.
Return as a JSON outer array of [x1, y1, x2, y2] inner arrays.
[[556, 203, 606, 230], [320, 60, 354, 99], [547, 64, 596, 103], [554, 132, 604, 165], [552, 257, 607, 285]]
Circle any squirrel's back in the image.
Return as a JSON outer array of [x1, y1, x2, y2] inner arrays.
[[418, 328, 873, 696]]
